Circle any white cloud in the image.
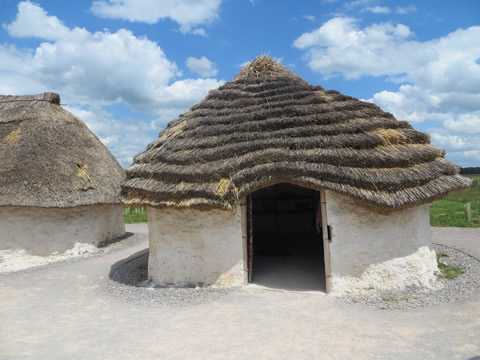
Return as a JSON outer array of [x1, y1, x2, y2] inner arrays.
[[293, 17, 418, 79], [343, 0, 374, 10], [65, 105, 157, 166], [304, 15, 315, 22], [430, 133, 473, 150], [0, 43, 40, 95], [372, 88, 480, 164], [345, 2, 414, 15], [395, 5, 416, 15], [443, 113, 480, 134], [90, 0, 222, 34], [1, 1, 222, 111], [191, 28, 207, 36], [366, 6, 390, 14], [156, 78, 223, 109], [1, 1, 223, 166], [186, 56, 218, 77], [4, 1, 69, 40], [429, 130, 480, 165], [463, 150, 480, 162], [340, 1, 415, 17], [294, 18, 480, 85], [370, 85, 449, 124], [294, 17, 480, 166]]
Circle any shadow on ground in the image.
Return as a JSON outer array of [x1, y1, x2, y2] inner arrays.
[[109, 248, 149, 287]]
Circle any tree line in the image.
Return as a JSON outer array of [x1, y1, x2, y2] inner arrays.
[[460, 167, 480, 174]]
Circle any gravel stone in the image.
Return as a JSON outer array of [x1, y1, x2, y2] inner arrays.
[[341, 244, 480, 310], [108, 251, 239, 307], [109, 241, 479, 309]]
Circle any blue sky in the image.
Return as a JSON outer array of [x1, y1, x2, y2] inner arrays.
[[1, 0, 479, 167]]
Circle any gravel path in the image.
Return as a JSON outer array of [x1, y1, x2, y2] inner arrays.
[[1, 224, 479, 360], [108, 236, 480, 310], [1, 223, 478, 311], [108, 249, 239, 306], [342, 243, 480, 309]]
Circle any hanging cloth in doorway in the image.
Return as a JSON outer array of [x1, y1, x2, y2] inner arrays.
[[316, 201, 322, 233]]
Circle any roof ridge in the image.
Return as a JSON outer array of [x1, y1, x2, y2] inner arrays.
[[0, 93, 60, 105], [234, 55, 299, 80]]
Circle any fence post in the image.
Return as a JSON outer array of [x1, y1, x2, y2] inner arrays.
[[464, 203, 472, 221]]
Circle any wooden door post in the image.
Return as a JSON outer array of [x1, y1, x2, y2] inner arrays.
[[320, 190, 332, 293]]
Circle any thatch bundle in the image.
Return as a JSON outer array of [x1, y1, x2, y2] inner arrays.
[[0, 93, 124, 207], [122, 56, 471, 211]]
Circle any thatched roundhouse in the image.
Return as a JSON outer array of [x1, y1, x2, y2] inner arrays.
[[122, 56, 470, 293], [0, 93, 125, 256]]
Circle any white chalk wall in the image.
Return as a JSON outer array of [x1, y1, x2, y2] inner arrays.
[[325, 190, 438, 293], [148, 206, 245, 287], [0, 205, 125, 256]]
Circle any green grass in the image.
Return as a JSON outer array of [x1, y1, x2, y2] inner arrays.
[[123, 207, 147, 223], [437, 262, 465, 279], [430, 175, 480, 228], [436, 253, 465, 279]]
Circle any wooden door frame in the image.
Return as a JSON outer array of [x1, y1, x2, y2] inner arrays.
[[240, 196, 253, 284], [242, 188, 332, 293], [320, 190, 332, 293]]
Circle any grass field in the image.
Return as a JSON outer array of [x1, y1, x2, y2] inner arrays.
[[122, 175, 480, 226], [430, 175, 480, 228], [123, 207, 147, 223]]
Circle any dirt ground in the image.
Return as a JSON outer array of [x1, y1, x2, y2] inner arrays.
[[0, 224, 479, 360]]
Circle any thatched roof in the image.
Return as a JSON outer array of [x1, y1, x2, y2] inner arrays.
[[0, 93, 124, 208], [122, 56, 471, 212]]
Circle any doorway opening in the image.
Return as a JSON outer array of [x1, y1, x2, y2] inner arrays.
[[246, 183, 327, 291]]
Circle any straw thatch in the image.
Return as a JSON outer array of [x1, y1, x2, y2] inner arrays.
[[0, 93, 124, 208], [122, 56, 471, 211]]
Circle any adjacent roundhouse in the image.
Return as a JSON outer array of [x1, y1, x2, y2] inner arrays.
[[0, 93, 125, 255]]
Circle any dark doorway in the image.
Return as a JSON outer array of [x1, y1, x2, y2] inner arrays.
[[247, 183, 326, 291]]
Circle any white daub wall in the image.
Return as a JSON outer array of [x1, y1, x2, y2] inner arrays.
[[146, 190, 438, 293], [0, 204, 125, 256], [325, 190, 439, 294], [148, 206, 245, 287]]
